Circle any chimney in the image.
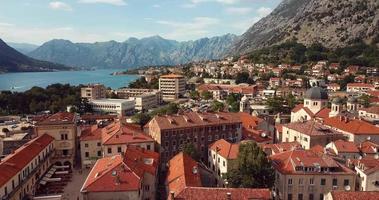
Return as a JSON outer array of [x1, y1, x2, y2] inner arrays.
[[344, 117, 349, 123], [226, 192, 231, 200], [170, 191, 175, 200], [339, 116, 343, 122]]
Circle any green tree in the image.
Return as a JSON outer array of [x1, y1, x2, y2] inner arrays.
[[267, 96, 284, 113], [190, 91, 200, 100], [359, 94, 371, 108], [223, 141, 274, 188], [286, 94, 297, 109], [182, 143, 200, 161], [211, 100, 225, 112], [132, 112, 152, 128], [201, 91, 213, 100]]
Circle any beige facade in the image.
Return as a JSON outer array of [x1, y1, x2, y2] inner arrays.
[[102, 142, 154, 157], [208, 148, 238, 186], [132, 92, 161, 111], [159, 74, 186, 101], [80, 139, 102, 167], [0, 136, 54, 200], [81, 84, 106, 100], [35, 113, 79, 168], [275, 172, 356, 200]]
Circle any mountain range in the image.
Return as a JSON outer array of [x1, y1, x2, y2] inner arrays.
[[231, 0, 379, 54], [28, 34, 237, 69], [0, 39, 71, 73]]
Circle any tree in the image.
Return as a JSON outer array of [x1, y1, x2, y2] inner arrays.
[[190, 91, 200, 100], [359, 94, 371, 108], [236, 72, 254, 84], [226, 94, 241, 112], [286, 94, 297, 109], [201, 91, 213, 100], [182, 143, 200, 161], [223, 141, 274, 188], [267, 96, 284, 113], [132, 113, 152, 128], [211, 100, 225, 112]]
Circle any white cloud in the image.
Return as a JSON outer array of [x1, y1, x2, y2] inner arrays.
[[152, 4, 161, 8], [78, 0, 127, 6], [225, 7, 252, 15], [49, 1, 73, 11], [257, 7, 272, 17], [156, 17, 220, 40], [0, 22, 14, 27]]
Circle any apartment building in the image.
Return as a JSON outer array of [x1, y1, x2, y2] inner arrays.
[[359, 106, 379, 124], [81, 84, 106, 100], [81, 146, 159, 200], [271, 149, 356, 200], [131, 92, 161, 111], [346, 83, 375, 93], [208, 139, 239, 186], [35, 112, 79, 168], [349, 157, 379, 191], [146, 112, 242, 166], [80, 122, 154, 168], [89, 98, 135, 116], [282, 120, 346, 149], [159, 74, 186, 101], [0, 134, 54, 200], [325, 140, 360, 160]]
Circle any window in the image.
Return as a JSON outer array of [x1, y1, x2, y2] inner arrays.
[[97, 142, 101, 146], [332, 178, 338, 186], [107, 148, 112, 154], [344, 179, 349, 186], [298, 193, 303, 200], [97, 151, 102, 157], [84, 143, 89, 148], [321, 179, 326, 186], [310, 178, 314, 185], [85, 152, 89, 158], [144, 185, 150, 191], [218, 157, 220, 163], [223, 161, 225, 167], [309, 193, 314, 200], [118, 147, 122, 153], [287, 194, 292, 200], [147, 145, 151, 150], [288, 178, 293, 185], [298, 178, 303, 185], [319, 194, 324, 200], [4, 186, 7, 195]]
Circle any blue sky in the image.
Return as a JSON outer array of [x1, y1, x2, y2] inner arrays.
[[0, 0, 281, 44]]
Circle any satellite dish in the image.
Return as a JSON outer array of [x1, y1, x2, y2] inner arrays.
[[367, 136, 371, 141], [344, 185, 351, 191], [261, 132, 267, 138]]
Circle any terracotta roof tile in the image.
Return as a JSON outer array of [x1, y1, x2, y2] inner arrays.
[[359, 106, 379, 115], [333, 140, 359, 153], [324, 117, 379, 135], [37, 112, 76, 125], [209, 139, 239, 160], [331, 191, 379, 200], [0, 134, 54, 187], [101, 122, 154, 145], [175, 187, 271, 200], [359, 140, 379, 154], [284, 120, 343, 137], [262, 142, 301, 155]]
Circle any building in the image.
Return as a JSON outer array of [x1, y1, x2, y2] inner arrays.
[[323, 116, 379, 144], [261, 142, 302, 156], [146, 112, 242, 166], [325, 140, 360, 160], [203, 78, 236, 85], [35, 112, 79, 168], [282, 120, 346, 149], [325, 191, 379, 200], [327, 84, 341, 92], [90, 98, 135, 116], [359, 106, 379, 124], [271, 149, 356, 200], [116, 88, 160, 99], [349, 157, 379, 191], [197, 84, 258, 100], [346, 83, 375, 93], [80, 122, 154, 168], [166, 152, 271, 200], [159, 74, 186, 101], [237, 112, 273, 144], [359, 140, 379, 157], [81, 84, 106, 100], [80, 146, 159, 200], [208, 139, 239, 186], [291, 87, 329, 122], [0, 134, 54, 200], [131, 92, 161, 111]]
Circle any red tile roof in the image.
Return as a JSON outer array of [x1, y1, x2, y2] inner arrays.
[[209, 139, 239, 160], [81, 146, 159, 193], [314, 108, 331, 119], [324, 116, 379, 135], [262, 142, 302, 155], [0, 134, 54, 187], [37, 112, 76, 125], [174, 187, 271, 200], [81, 114, 117, 121], [284, 120, 343, 137], [197, 84, 257, 95], [291, 104, 315, 116], [347, 83, 375, 88], [101, 122, 154, 145], [237, 112, 271, 143], [359, 140, 379, 154], [80, 125, 103, 141], [333, 140, 359, 153], [166, 152, 202, 198], [160, 74, 184, 78], [270, 149, 353, 175], [151, 112, 241, 130], [359, 106, 379, 115], [330, 191, 379, 200], [350, 157, 379, 175]]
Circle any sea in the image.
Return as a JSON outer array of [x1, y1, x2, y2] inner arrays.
[[0, 69, 139, 92]]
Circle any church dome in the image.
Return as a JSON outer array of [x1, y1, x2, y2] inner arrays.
[[304, 87, 328, 100]]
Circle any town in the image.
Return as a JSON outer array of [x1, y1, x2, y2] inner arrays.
[[1, 55, 379, 200]]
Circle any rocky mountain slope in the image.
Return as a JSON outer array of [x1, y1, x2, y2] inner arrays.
[[29, 34, 237, 69], [0, 39, 71, 73], [231, 0, 379, 55], [7, 42, 39, 54]]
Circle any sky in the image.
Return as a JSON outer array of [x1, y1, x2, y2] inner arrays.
[[0, 0, 282, 45]]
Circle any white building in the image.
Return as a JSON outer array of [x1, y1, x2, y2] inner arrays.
[[159, 74, 186, 101], [352, 157, 379, 191], [130, 92, 161, 111], [90, 98, 135, 116]]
